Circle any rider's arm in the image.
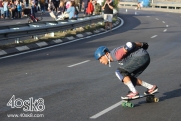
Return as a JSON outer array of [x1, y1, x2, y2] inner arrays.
[[135, 42, 149, 50]]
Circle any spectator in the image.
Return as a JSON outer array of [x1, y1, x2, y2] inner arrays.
[[65, 0, 71, 9], [102, 0, 113, 31], [65, 1, 75, 19], [31, 0, 36, 18], [54, 0, 60, 13], [82, 0, 88, 16], [45, 0, 48, 11], [86, 0, 93, 15], [21, 0, 25, 17], [135, 2, 141, 10], [0, 0, 4, 18], [48, 0, 55, 12], [72, 1, 79, 18], [79, 0, 82, 12], [57, 1, 65, 15], [9, 0, 17, 19], [93, 0, 101, 15], [36, 0, 41, 12], [39, 0, 45, 14], [2, 0, 9, 19], [17, 1, 22, 18]]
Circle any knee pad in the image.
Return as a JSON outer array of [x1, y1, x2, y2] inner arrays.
[[115, 70, 124, 81]]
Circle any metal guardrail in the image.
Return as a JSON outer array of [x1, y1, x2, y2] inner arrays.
[[0, 15, 104, 41], [150, 3, 181, 9], [119, 2, 138, 7], [119, 1, 181, 9]]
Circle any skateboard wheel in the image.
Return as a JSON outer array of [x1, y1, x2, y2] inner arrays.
[[126, 102, 134, 108], [154, 98, 159, 102], [121, 102, 127, 107]]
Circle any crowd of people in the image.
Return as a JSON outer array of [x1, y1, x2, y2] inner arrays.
[[0, 0, 114, 31], [0, 0, 105, 19], [0, 0, 27, 19], [47, 0, 104, 20]]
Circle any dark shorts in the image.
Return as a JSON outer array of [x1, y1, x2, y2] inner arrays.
[[117, 54, 150, 79]]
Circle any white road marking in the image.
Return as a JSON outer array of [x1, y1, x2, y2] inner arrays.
[[166, 25, 169, 27], [162, 21, 165, 23], [163, 29, 167, 32], [68, 60, 90, 67], [146, 16, 150, 17], [155, 18, 159, 20], [90, 101, 123, 119], [151, 35, 157, 38], [0, 17, 124, 60]]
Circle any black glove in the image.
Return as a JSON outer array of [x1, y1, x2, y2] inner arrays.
[[141, 42, 149, 50]]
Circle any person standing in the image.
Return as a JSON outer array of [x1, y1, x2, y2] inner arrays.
[[102, 0, 113, 31], [0, 0, 4, 18], [2, 0, 9, 19], [82, 0, 88, 16], [93, 0, 101, 15], [65, 0, 75, 19], [86, 0, 94, 16], [17, 0, 22, 18], [39, 0, 45, 14]]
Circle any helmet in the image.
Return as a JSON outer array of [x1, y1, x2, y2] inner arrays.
[[94, 46, 110, 60]]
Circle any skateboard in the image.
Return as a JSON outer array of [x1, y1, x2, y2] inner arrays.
[[121, 93, 159, 108]]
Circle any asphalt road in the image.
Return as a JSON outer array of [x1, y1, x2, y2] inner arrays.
[[0, 8, 181, 121]]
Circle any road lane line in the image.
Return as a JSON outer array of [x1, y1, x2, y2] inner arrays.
[[166, 25, 169, 27], [163, 29, 167, 32], [155, 18, 159, 20], [151, 35, 157, 38], [68, 60, 90, 67], [90, 101, 123, 119], [146, 16, 150, 17], [162, 21, 165, 23]]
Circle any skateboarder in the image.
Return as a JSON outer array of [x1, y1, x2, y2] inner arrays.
[[94, 42, 158, 99]]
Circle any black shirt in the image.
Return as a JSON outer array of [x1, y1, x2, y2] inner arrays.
[[104, 2, 113, 14]]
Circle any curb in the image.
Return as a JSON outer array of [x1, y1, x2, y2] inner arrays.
[[0, 17, 123, 58]]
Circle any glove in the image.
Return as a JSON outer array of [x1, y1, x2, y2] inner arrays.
[[124, 42, 135, 52], [141, 42, 149, 50]]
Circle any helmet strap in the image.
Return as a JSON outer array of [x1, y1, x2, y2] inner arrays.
[[105, 53, 111, 67]]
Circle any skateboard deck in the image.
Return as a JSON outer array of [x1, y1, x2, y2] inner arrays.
[[121, 93, 159, 108]]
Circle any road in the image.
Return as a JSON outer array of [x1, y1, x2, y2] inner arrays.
[[0, 8, 181, 121]]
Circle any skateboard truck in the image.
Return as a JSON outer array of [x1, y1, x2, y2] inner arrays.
[[121, 94, 159, 108]]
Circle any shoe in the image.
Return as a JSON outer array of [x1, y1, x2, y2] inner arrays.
[[144, 85, 158, 95], [121, 91, 139, 99]]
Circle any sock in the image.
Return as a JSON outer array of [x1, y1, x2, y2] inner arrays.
[[141, 81, 153, 89], [125, 81, 137, 93]]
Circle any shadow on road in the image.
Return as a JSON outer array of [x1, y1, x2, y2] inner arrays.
[[134, 84, 181, 107], [159, 84, 181, 101]]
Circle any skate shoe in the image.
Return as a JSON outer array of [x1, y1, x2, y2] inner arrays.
[[144, 85, 158, 95], [121, 91, 139, 100]]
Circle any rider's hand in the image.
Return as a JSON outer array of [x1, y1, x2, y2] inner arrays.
[[141, 42, 149, 50]]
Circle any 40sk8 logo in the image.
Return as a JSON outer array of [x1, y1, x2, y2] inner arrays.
[[7, 95, 45, 112]]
